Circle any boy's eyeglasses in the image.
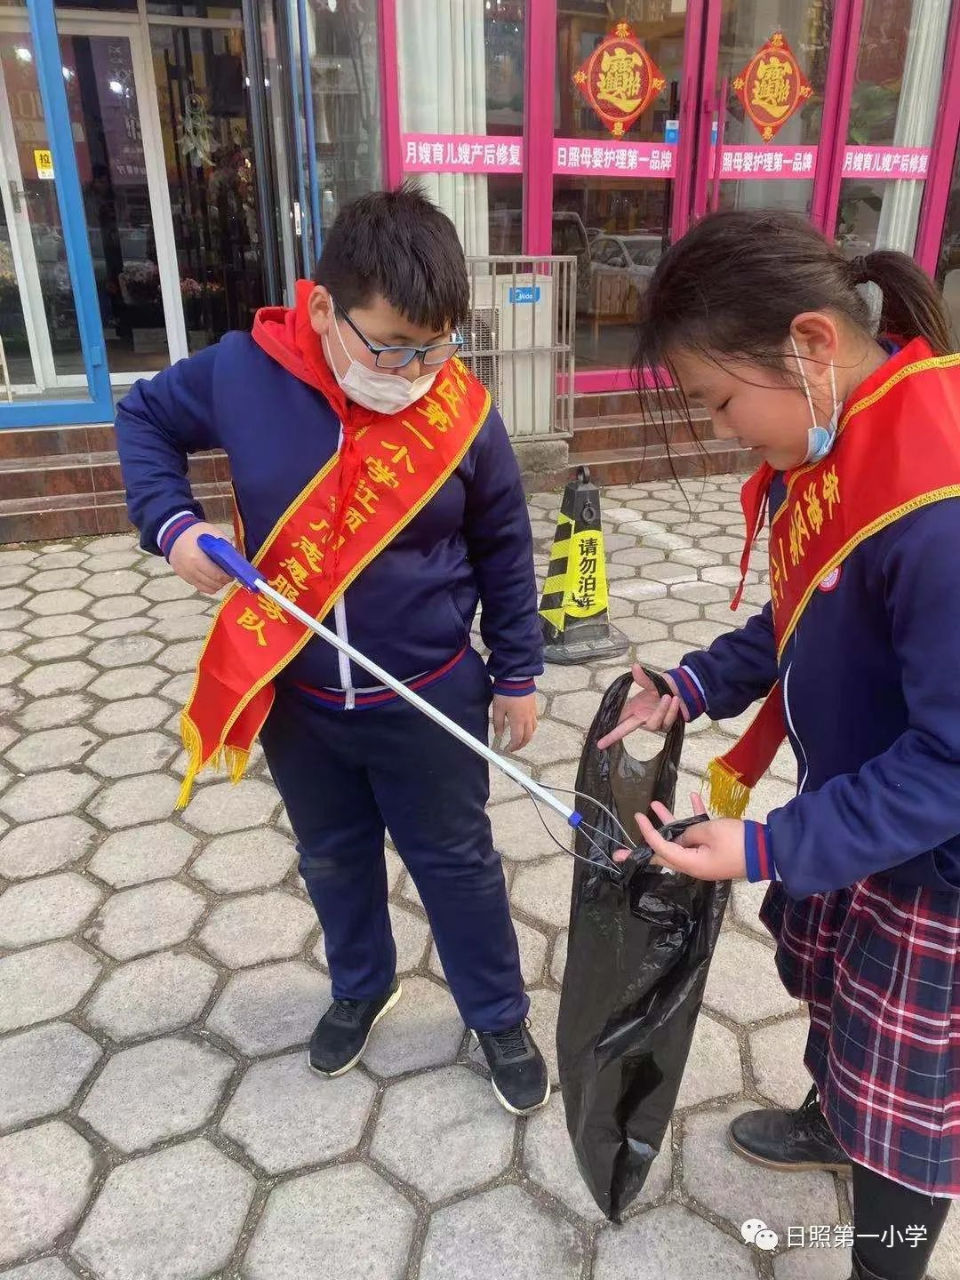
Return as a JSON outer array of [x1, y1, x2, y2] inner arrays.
[[335, 305, 463, 370]]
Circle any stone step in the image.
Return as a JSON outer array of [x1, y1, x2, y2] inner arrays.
[[0, 480, 234, 546], [567, 438, 753, 487]]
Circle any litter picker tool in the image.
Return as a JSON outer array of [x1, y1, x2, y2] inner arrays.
[[196, 533, 668, 882]]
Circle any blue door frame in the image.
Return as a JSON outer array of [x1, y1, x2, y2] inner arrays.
[[0, 0, 113, 429]]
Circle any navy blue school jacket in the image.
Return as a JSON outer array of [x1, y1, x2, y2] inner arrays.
[[670, 472, 960, 900], [113, 332, 543, 699]]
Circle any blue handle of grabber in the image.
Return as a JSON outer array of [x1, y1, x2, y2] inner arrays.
[[197, 533, 263, 593]]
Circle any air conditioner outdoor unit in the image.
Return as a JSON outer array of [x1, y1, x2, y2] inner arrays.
[[466, 271, 555, 439]]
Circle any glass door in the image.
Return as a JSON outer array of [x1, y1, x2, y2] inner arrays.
[[694, 0, 837, 225], [827, 0, 954, 260], [0, 0, 111, 425], [552, 2, 701, 380]]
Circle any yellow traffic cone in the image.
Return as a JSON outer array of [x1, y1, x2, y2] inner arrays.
[[539, 467, 629, 664]]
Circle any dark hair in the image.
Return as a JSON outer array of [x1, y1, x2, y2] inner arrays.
[[313, 181, 469, 331], [635, 210, 952, 399]]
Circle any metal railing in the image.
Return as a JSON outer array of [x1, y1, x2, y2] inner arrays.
[[460, 255, 576, 442]]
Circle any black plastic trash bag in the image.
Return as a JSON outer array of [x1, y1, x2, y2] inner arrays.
[[556, 670, 730, 1222]]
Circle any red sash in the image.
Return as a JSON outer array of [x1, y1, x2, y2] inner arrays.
[[177, 287, 490, 806], [708, 338, 960, 817]]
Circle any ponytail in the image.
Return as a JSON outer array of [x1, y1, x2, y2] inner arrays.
[[855, 251, 952, 355], [634, 211, 956, 393]]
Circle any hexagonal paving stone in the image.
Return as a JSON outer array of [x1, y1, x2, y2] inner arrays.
[[86, 774, 182, 828], [525, 1094, 672, 1223], [151, 613, 212, 643], [88, 664, 169, 700], [750, 1016, 814, 1110], [512, 719, 584, 768], [88, 594, 150, 621], [594, 1202, 756, 1280], [88, 822, 198, 888], [15, 693, 94, 733], [29, 568, 86, 593], [157, 639, 202, 673], [88, 616, 152, 641], [221, 1051, 375, 1173], [86, 880, 205, 960], [0, 1023, 101, 1131], [371, 1065, 513, 1200], [683, 1103, 839, 1243], [85, 731, 178, 779], [0, 941, 101, 1033], [730, 877, 772, 937], [0, 562, 31, 586], [23, 613, 91, 639], [24, 589, 90, 618], [704, 930, 799, 1025], [0, 873, 103, 949], [0, 1259, 79, 1279], [189, 827, 298, 892], [82, 569, 145, 599], [206, 960, 330, 1056], [87, 633, 163, 669], [362, 976, 463, 1077], [86, 951, 218, 1041], [181, 778, 279, 835], [0, 769, 99, 823], [0, 654, 28, 684], [0, 814, 96, 879], [419, 1184, 583, 1280], [930, 1209, 960, 1280], [142, 575, 197, 602], [18, 661, 97, 700], [72, 1138, 255, 1280], [4, 726, 99, 774], [510, 855, 574, 930], [773, 1243, 852, 1279], [90, 695, 171, 735], [489, 796, 570, 863], [79, 1037, 234, 1153], [387, 901, 429, 971], [198, 890, 315, 967], [675, 1011, 743, 1109], [244, 1163, 415, 1280], [83, 549, 142, 573], [438, 915, 548, 991], [0, 1122, 96, 1267]]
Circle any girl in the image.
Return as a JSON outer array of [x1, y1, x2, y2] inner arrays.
[[600, 209, 958, 1280]]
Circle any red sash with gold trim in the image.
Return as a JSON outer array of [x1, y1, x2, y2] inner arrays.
[[708, 338, 960, 817], [177, 353, 490, 807]]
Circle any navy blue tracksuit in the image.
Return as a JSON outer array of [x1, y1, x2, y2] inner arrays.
[[114, 302, 542, 1033]]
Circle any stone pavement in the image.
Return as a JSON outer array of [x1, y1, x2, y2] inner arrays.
[[0, 477, 957, 1280]]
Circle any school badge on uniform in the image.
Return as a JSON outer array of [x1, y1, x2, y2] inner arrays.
[[573, 23, 665, 138], [733, 31, 813, 142]]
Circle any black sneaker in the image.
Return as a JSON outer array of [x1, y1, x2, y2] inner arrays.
[[474, 1021, 550, 1116], [729, 1086, 851, 1173], [308, 978, 402, 1077]]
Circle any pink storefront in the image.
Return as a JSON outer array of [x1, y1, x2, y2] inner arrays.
[[380, 0, 960, 396]]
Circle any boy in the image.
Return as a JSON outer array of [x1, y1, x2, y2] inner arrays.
[[115, 185, 549, 1115]]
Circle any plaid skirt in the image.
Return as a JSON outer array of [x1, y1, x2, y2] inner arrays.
[[761, 875, 960, 1197]]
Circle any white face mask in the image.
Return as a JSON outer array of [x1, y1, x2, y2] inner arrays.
[[323, 313, 436, 415], [791, 335, 840, 464]]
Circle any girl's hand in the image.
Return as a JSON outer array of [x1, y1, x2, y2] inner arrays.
[[613, 795, 748, 881], [596, 664, 687, 749], [492, 692, 538, 752]]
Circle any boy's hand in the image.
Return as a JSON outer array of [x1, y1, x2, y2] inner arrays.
[[168, 521, 234, 595], [596, 663, 686, 749], [493, 692, 538, 753]]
